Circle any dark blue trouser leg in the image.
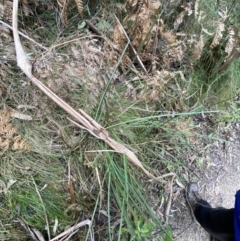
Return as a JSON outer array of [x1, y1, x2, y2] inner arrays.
[[194, 200, 235, 241]]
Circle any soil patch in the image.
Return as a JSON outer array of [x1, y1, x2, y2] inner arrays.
[[167, 123, 240, 240]]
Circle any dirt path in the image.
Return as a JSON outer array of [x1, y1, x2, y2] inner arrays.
[[168, 124, 240, 241]]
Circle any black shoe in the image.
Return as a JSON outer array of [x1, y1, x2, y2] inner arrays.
[[186, 182, 202, 222]]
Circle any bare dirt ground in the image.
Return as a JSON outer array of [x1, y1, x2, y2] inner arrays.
[[167, 123, 240, 241]]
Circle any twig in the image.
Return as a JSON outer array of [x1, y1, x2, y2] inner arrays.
[[32, 34, 106, 68], [31, 176, 51, 240], [157, 173, 176, 180], [85, 20, 104, 37], [165, 175, 175, 224], [14, 218, 45, 241], [152, 14, 161, 71], [114, 15, 149, 76], [95, 167, 104, 211], [148, 172, 176, 182], [0, 20, 48, 50], [50, 219, 94, 241], [67, 117, 107, 140], [85, 150, 119, 153], [68, 159, 76, 204], [84, 20, 120, 52]]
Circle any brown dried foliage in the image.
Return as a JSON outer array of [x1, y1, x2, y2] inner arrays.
[[0, 0, 13, 22], [174, 3, 193, 31], [57, 0, 83, 25], [210, 21, 225, 49], [137, 70, 177, 102], [123, 1, 161, 51], [60, 0, 72, 26], [190, 35, 204, 62], [74, 0, 83, 17], [33, 38, 116, 110], [20, 0, 37, 16], [109, 0, 240, 102], [0, 0, 37, 20], [225, 27, 238, 61], [0, 109, 31, 153], [111, 0, 188, 73]]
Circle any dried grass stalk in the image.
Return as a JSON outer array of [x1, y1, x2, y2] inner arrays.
[[74, 0, 83, 17], [61, 0, 71, 26], [210, 21, 225, 49], [225, 27, 237, 60]]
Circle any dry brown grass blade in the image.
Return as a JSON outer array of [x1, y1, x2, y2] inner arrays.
[[190, 35, 204, 62], [114, 15, 149, 76], [15, 218, 46, 241], [164, 175, 175, 224], [105, 137, 153, 177], [0, 20, 48, 50], [50, 219, 94, 241], [16, 218, 95, 241], [12, 0, 155, 179], [225, 27, 237, 60], [74, 0, 83, 17], [61, 0, 71, 26], [194, 0, 200, 18], [210, 21, 225, 49], [67, 118, 153, 178]]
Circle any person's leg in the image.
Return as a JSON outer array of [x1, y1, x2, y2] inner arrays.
[[187, 183, 235, 241], [194, 199, 235, 241]]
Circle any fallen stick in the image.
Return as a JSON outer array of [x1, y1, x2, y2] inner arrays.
[[0, 20, 48, 50], [50, 219, 94, 241]]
